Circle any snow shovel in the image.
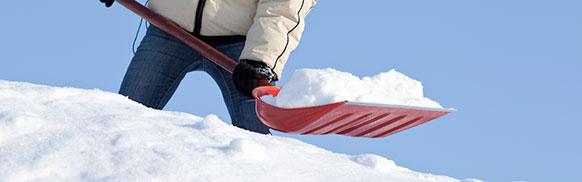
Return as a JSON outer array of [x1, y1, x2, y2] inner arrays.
[[115, 0, 456, 138]]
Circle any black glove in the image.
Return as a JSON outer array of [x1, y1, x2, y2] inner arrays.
[[100, 0, 114, 7], [232, 60, 276, 97]]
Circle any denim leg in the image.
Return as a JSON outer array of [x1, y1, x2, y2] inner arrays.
[[119, 26, 203, 109], [119, 25, 270, 134], [203, 42, 271, 134]]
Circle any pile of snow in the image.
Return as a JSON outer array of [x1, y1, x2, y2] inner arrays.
[[0, 80, 477, 182], [262, 68, 443, 109]]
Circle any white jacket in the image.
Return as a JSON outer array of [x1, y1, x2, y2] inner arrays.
[[147, 0, 317, 80]]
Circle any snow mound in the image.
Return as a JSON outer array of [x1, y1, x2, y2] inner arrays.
[[0, 80, 474, 182], [262, 68, 443, 109], [351, 154, 409, 172]]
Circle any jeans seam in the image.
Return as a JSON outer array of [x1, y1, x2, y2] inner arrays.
[[154, 58, 202, 109], [208, 59, 239, 125]]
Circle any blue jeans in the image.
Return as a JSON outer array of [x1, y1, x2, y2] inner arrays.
[[119, 25, 270, 134]]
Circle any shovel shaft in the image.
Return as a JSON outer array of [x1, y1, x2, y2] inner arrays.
[[116, 0, 273, 86], [116, 0, 237, 72]]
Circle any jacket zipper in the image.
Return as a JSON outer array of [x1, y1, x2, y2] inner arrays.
[[193, 0, 207, 35]]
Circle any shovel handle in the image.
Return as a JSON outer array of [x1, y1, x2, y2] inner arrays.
[[258, 79, 272, 87], [115, 0, 273, 88]]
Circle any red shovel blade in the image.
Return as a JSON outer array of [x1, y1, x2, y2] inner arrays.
[[253, 86, 456, 138]]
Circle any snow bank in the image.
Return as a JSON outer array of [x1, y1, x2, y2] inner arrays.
[[0, 80, 476, 182], [262, 68, 443, 109]]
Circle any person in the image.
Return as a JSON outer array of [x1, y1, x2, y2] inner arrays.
[[99, 0, 317, 134]]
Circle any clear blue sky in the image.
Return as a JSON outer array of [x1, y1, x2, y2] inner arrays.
[[1, 1, 580, 181]]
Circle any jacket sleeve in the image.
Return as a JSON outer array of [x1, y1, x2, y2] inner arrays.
[[240, 0, 317, 80]]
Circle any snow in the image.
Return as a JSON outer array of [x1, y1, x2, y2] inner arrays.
[[262, 68, 444, 109], [0, 80, 478, 182]]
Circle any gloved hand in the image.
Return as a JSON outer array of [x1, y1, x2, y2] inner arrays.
[[100, 0, 115, 7], [232, 60, 276, 97]]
